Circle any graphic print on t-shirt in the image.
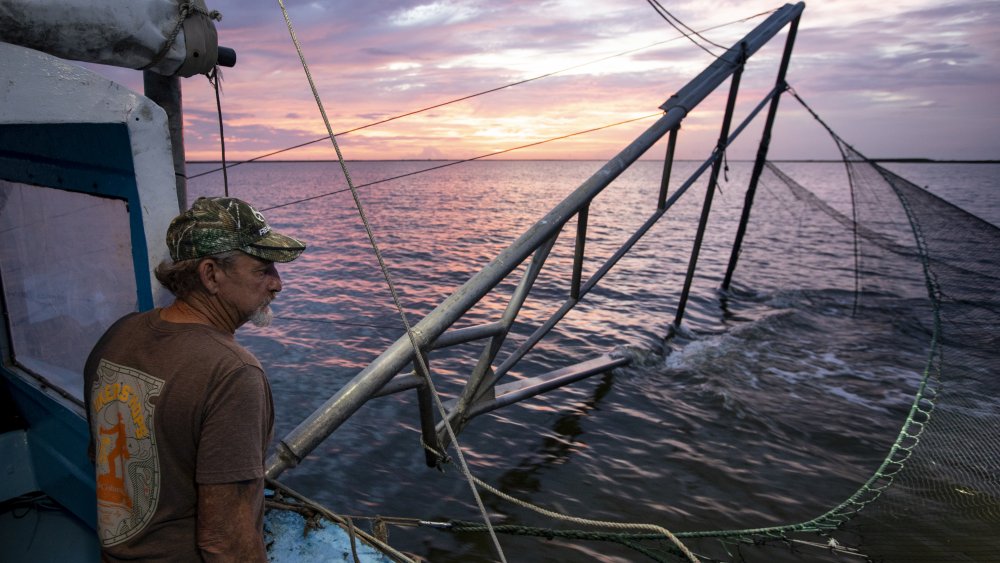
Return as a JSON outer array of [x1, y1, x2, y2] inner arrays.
[[90, 359, 164, 546]]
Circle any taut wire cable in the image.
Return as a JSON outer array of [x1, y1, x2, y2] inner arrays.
[[260, 111, 660, 212], [274, 1, 507, 561], [207, 66, 229, 196], [188, 9, 775, 182], [645, 0, 727, 58]]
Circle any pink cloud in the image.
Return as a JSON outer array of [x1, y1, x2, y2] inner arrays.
[[87, 1, 1000, 162]]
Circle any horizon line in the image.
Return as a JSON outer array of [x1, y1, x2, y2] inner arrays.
[[186, 158, 1000, 164]]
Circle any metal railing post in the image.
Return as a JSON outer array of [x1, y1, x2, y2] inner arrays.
[[674, 43, 748, 327], [658, 127, 679, 210], [437, 234, 559, 449], [722, 15, 802, 290], [417, 385, 439, 467], [264, 3, 806, 479], [410, 349, 441, 467], [571, 206, 590, 300]]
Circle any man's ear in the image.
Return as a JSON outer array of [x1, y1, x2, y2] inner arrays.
[[198, 258, 222, 295]]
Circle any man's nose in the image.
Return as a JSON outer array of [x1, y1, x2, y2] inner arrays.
[[267, 266, 282, 293]]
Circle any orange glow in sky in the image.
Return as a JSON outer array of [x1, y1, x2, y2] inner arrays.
[[94, 1, 999, 163]]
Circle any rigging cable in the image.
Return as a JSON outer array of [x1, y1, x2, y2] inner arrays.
[[786, 86, 864, 313], [274, 1, 508, 561], [188, 9, 775, 181], [207, 66, 229, 196], [645, 0, 728, 57], [260, 111, 660, 212], [249, 7, 768, 560], [470, 475, 699, 562]]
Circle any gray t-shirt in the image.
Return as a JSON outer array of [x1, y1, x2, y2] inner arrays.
[[84, 309, 274, 561]]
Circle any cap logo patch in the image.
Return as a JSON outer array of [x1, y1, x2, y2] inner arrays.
[[164, 197, 306, 263]]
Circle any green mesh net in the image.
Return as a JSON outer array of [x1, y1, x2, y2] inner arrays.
[[441, 98, 998, 562], [658, 104, 1000, 560]]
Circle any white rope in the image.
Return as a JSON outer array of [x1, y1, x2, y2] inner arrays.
[[471, 476, 699, 563], [273, 2, 507, 561], [274, 6, 697, 562]]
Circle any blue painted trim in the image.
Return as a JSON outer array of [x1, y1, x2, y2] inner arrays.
[[0, 123, 154, 310], [0, 121, 162, 530], [1, 369, 96, 529], [0, 430, 38, 502]]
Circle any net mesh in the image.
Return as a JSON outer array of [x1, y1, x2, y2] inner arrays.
[[448, 132, 999, 562], [831, 148, 1000, 561], [420, 96, 998, 562], [658, 102, 1000, 560]]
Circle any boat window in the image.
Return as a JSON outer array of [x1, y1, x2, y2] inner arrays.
[[0, 180, 138, 403]]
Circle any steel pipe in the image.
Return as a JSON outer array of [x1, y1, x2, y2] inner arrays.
[[265, 2, 805, 478]]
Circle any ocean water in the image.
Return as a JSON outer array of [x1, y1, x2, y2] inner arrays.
[[188, 160, 998, 562]]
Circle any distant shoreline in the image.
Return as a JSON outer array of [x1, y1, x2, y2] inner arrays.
[[186, 158, 1000, 164]]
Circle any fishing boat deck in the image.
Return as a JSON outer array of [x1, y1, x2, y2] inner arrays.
[[0, 424, 99, 562]]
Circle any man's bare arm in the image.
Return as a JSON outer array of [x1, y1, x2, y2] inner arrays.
[[198, 480, 267, 562]]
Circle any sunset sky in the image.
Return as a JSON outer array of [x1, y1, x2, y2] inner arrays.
[[97, 1, 999, 162]]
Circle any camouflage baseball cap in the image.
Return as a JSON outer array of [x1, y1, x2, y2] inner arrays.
[[166, 197, 306, 263]]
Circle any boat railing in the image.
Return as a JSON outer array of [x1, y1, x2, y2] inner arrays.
[[266, 2, 804, 478]]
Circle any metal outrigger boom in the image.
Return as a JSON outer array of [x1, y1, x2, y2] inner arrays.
[[266, 2, 805, 479]]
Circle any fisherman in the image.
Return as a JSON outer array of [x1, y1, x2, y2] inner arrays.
[[84, 196, 306, 561]]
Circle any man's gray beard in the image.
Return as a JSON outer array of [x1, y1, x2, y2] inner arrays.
[[250, 304, 273, 328]]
